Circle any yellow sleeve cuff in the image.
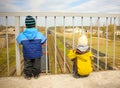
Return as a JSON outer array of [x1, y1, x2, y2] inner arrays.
[[67, 50, 76, 59]]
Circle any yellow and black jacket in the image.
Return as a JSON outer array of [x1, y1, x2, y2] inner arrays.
[[68, 49, 93, 76]]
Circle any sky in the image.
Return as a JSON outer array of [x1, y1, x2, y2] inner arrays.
[[0, 0, 120, 26], [0, 0, 120, 13]]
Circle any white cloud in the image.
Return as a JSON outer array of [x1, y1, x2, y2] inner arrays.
[[0, 0, 120, 13], [0, 0, 23, 12], [28, 0, 79, 11], [66, 0, 120, 13]]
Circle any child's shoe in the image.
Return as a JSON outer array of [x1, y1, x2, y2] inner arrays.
[[73, 72, 81, 78], [24, 75, 32, 80], [34, 74, 40, 79]]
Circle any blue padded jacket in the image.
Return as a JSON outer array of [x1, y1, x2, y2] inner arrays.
[[17, 28, 46, 59]]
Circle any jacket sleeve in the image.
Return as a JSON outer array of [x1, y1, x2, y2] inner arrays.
[[89, 51, 94, 60], [16, 33, 27, 44], [16, 34, 22, 44], [67, 50, 76, 60], [38, 32, 47, 44]]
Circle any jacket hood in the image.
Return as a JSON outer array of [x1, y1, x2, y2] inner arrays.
[[77, 45, 89, 52], [23, 28, 38, 40]]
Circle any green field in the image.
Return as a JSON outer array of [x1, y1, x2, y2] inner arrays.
[[89, 37, 120, 58], [0, 42, 16, 76], [56, 32, 120, 69], [58, 32, 120, 58], [0, 30, 120, 76]]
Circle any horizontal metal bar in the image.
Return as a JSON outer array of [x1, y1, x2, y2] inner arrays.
[[0, 12, 120, 17]]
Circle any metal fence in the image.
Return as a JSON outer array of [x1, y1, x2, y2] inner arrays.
[[0, 12, 120, 76]]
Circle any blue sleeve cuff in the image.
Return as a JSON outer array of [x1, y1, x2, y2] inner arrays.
[[38, 32, 47, 44], [16, 33, 23, 44], [16, 35, 21, 44]]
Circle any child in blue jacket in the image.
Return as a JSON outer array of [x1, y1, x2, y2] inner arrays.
[[17, 16, 46, 80]]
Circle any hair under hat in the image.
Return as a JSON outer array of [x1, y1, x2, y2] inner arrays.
[[25, 15, 36, 28]]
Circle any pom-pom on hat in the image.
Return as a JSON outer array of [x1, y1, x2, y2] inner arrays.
[[25, 15, 36, 28], [78, 34, 88, 46]]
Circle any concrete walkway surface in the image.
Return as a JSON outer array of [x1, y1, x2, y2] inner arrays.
[[0, 70, 120, 88]]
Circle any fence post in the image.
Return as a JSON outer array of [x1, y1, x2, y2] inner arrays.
[[15, 16, 21, 76], [45, 16, 48, 74], [63, 16, 66, 73], [113, 17, 116, 69], [97, 17, 100, 71], [54, 16, 57, 74], [6, 16, 10, 76]]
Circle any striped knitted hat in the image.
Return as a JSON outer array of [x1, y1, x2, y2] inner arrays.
[[25, 15, 36, 28]]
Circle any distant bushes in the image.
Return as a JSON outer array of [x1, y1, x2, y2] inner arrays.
[[0, 25, 6, 32]]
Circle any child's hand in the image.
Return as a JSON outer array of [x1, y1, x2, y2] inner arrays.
[[90, 56, 94, 60], [67, 50, 76, 59]]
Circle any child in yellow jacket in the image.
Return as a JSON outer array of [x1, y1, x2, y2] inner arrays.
[[68, 34, 93, 78]]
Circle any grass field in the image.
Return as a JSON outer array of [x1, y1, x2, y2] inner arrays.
[[0, 42, 16, 76], [89, 37, 120, 58], [0, 30, 120, 76], [58, 32, 120, 58], [56, 32, 120, 69]]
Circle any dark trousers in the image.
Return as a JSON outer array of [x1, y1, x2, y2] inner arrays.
[[72, 59, 78, 75], [24, 58, 41, 77]]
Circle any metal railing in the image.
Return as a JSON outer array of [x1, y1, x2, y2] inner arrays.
[[0, 12, 120, 76]]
